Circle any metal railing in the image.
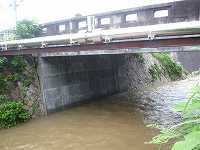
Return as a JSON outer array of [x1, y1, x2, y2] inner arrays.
[[1, 21, 200, 51]]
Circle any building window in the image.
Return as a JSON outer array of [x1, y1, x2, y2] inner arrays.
[[100, 17, 111, 25], [59, 24, 66, 32], [154, 10, 168, 18], [79, 21, 87, 29], [126, 13, 137, 22]]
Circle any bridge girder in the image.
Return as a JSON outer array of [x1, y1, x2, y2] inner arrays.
[[0, 35, 200, 57]]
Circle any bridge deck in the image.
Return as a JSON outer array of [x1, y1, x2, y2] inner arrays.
[[1, 0, 200, 57]]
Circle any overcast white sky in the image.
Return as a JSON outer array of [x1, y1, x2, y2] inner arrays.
[[0, 0, 181, 31]]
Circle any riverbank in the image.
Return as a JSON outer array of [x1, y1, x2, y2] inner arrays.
[[134, 75, 200, 127], [1, 75, 199, 150]]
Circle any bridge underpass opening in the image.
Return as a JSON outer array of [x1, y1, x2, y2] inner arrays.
[[39, 54, 129, 113]]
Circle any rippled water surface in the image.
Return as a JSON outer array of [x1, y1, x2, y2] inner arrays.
[[136, 76, 200, 126], [0, 76, 199, 150]]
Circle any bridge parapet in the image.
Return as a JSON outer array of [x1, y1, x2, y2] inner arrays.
[[40, 0, 200, 36]]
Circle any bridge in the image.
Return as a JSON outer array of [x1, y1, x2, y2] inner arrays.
[[1, 0, 200, 114], [1, 0, 200, 56]]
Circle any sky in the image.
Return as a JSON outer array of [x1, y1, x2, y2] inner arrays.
[[0, 0, 182, 31]]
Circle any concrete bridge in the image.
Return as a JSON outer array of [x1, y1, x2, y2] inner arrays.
[[1, 0, 200, 113], [1, 0, 200, 56]]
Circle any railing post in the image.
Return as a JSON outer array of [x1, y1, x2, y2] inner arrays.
[[87, 16, 95, 32]]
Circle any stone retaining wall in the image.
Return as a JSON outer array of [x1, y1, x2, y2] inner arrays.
[[38, 55, 128, 113]]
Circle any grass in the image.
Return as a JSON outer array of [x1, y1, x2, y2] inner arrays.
[[151, 53, 184, 81]]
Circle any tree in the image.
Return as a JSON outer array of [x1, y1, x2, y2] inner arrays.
[[16, 19, 41, 39]]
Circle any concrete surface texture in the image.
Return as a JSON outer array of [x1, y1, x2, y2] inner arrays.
[[173, 52, 200, 73], [38, 54, 128, 113]]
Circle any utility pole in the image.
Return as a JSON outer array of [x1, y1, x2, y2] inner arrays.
[[9, 0, 24, 27]]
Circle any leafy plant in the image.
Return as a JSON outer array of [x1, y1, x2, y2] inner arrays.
[[0, 56, 28, 95], [0, 56, 33, 129], [149, 64, 162, 81], [147, 85, 200, 150], [0, 101, 30, 128], [16, 19, 41, 39], [152, 53, 184, 81], [0, 57, 7, 67], [10, 56, 26, 73]]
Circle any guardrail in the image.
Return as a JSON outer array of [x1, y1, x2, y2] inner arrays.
[[1, 21, 200, 51], [40, 0, 200, 36]]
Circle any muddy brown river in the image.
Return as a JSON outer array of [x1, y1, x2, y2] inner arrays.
[[0, 76, 199, 150], [0, 94, 158, 150]]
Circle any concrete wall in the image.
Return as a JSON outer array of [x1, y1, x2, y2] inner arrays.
[[173, 52, 200, 72], [38, 54, 128, 113]]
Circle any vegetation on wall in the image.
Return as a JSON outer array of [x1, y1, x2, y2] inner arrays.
[[148, 64, 162, 81], [148, 85, 200, 150], [0, 56, 31, 128], [0, 20, 41, 128], [0, 57, 32, 94], [149, 53, 185, 81]]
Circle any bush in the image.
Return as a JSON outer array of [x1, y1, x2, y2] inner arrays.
[[152, 53, 184, 81], [0, 101, 30, 128]]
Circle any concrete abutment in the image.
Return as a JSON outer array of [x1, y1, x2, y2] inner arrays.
[[38, 54, 129, 113], [36, 52, 198, 115]]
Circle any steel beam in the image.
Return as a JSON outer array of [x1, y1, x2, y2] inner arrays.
[[1, 36, 200, 56]]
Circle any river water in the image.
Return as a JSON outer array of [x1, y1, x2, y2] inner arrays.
[[0, 76, 199, 150]]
